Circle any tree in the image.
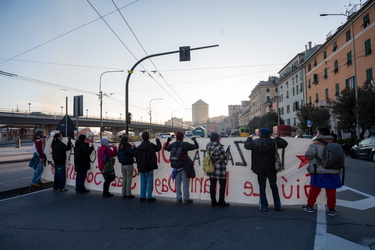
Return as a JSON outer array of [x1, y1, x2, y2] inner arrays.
[[332, 84, 375, 138], [248, 116, 261, 134], [296, 103, 330, 133]]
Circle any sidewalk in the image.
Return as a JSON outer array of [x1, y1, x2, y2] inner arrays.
[[0, 145, 33, 164]]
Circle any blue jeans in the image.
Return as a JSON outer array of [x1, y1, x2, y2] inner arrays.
[[53, 164, 66, 190], [31, 159, 44, 184], [257, 173, 281, 210], [140, 171, 154, 199]]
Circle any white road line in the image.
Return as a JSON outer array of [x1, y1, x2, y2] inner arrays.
[[314, 203, 327, 250], [0, 188, 51, 202]]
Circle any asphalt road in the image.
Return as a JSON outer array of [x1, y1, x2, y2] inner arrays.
[[0, 154, 374, 249]]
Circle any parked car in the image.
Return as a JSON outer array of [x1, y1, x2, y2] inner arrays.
[[350, 137, 375, 162]]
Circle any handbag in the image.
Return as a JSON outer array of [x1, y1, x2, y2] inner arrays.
[[274, 141, 284, 172], [102, 157, 115, 175]]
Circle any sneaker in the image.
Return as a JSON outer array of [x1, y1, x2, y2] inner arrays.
[[328, 209, 339, 217], [58, 188, 68, 192], [176, 199, 182, 204], [147, 198, 156, 203], [30, 182, 40, 187], [140, 198, 147, 202], [127, 195, 135, 199], [302, 206, 314, 213], [184, 199, 193, 204]]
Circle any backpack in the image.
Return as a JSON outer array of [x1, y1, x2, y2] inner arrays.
[[170, 142, 184, 168], [203, 145, 220, 174], [117, 149, 126, 164], [316, 139, 345, 169]]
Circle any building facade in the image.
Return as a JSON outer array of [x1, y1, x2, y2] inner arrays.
[[192, 99, 209, 126]]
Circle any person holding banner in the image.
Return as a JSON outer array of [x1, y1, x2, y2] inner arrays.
[[164, 131, 199, 204], [118, 135, 136, 199], [206, 132, 230, 207], [244, 128, 288, 211], [30, 129, 46, 187], [51, 133, 72, 192], [74, 134, 94, 193], [136, 131, 161, 203], [98, 138, 118, 197]]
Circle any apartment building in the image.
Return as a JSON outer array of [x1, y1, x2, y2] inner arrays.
[[304, 0, 374, 131], [192, 99, 209, 126]]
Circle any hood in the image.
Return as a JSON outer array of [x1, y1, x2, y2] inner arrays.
[[254, 138, 273, 152], [75, 139, 85, 147], [137, 141, 150, 151]]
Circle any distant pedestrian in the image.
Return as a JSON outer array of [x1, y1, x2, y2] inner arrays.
[[98, 138, 118, 197], [244, 128, 288, 211], [302, 127, 343, 216], [118, 135, 136, 199], [206, 132, 230, 207], [135, 131, 161, 203], [164, 131, 199, 204], [74, 134, 94, 193], [29, 129, 46, 187], [51, 133, 72, 191]]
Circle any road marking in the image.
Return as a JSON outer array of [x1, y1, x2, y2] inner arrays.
[[314, 203, 327, 250], [0, 188, 51, 202], [337, 186, 375, 210]]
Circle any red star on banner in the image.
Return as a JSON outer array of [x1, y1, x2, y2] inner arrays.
[[296, 155, 310, 169]]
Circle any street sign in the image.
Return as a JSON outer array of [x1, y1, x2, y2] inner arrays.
[[307, 120, 312, 127], [179, 46, 190, 61]]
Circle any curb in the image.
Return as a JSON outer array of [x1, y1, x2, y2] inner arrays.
[[0, 182, 54, 200]]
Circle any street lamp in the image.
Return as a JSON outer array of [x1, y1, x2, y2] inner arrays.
[[61, 106, 64, 116], [171, 110, 180, 127], [86, 109, 88, 118], [28, 103, 31, 113], [320, 13, 359, 139], [99, 70, 124, 139], [149, 98, 163, 134]]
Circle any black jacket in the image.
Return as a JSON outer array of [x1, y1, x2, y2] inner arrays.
[[119, 144, 136, 165], [135, 139, 161, 173], [52, 140, 72, 165], [244, 136, 288, 175], [74, 139, 94, 172], [164, 138, 199, 154]]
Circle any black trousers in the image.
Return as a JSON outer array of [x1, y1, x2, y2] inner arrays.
[[210, 177, 227, 204], [102, 173, 115, 195]]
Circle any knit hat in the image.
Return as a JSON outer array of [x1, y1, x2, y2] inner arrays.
[[210, 132, 219, 141], [100, 137, 109, 146], [176, 131, 184, 141], [260, 128, 271, 137]]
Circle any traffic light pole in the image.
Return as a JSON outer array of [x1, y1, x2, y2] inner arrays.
[[124, 44, 218, 135]]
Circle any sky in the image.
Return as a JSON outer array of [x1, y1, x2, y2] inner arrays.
[[0, 0, 353, 125]]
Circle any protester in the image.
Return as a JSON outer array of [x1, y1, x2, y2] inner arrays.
[[206, 132, 230, 207], [164, 131, 199, 204], [135, 131, 161, 203], [29, 129, 46, 187], [302, 127, 342, 216], [74, 134, 94, 193], [98, 138, 118, 197], [244, 128, 288, 211], [51, 133, 72, 191], [118, 135, 136, 199]]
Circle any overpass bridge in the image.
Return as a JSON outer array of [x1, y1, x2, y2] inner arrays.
[[0, 111, 185, 141]]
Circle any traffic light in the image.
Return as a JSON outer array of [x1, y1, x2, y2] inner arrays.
[[179, 46, 190, 61], [127, 112, 132, 124]]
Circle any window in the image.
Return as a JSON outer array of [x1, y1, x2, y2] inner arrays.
[[333, 60, 339, 73], [325, 88, 329, 99], [286, 91, 289, 99], [313, 74, 318, 84], [308, 64, 311, 71], [296, 85, 299, 95], [333, 41, 337, 52], [324, 68, 328, 79], [308, 79, 311, 88], [347, 51, 352, 66], [366, 68, 373, 85], [323, 50, 327, 59], [346, 29, 351, 42], [281, 107, 284, 115], [365, 39, 372, 56], [315, 93, 319, 103], [335, 83, 340, 96], [300, 82, 303, 92], [292, 87, 295, 96], [346, 77, 356, 90], [287, 105, 290, 114], [362, 14, 370, 28], [309, 96, 312, 104], [266, 88, 270, 92], [314, 59, 317, 67]]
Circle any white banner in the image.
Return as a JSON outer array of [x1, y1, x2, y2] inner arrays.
[[43, 137, 316, 205]]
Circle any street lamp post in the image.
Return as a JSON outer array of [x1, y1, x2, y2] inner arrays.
[[171, 110, 180, 127], [99, 70, 124, 139], [28, 103, 31, 114], [61, 106, 63, 116], [149, 98, 163, 134], [320, 13, 359, 139]]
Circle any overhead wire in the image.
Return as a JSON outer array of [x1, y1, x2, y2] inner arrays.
[[111, 0, 190, 110], [0, 0, 140, 66]]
